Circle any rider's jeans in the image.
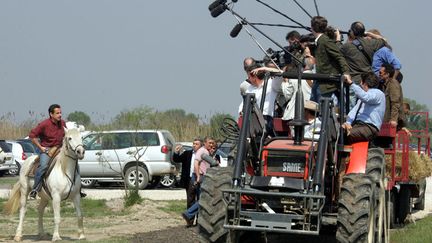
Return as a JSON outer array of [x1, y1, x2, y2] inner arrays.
[[33, 152, 50, 191]]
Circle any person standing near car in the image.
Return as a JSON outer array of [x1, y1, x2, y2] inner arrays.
[[182, 136, 215, 227], [29, 104, 86, 199], [173, 138, 203, 208]]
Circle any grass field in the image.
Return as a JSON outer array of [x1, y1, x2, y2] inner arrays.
[[1, 176, 431, 242]]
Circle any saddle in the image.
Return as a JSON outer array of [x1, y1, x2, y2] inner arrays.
[[27, 146, 61, 178]]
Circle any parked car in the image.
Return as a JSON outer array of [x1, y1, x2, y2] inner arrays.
[[17, 139, 41, 155], [79, 130, 177, 189], [0, 140, 16, 176], [5, 140, 26, 175]]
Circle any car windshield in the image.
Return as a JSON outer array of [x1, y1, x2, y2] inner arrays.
[[83, 132, 161, 150], [17, 142, 36, 153], [162, 131, 176, 146], [0, 141, 12, 152]]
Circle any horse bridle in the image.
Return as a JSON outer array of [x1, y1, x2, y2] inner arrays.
[[64, 139, 84, 160]]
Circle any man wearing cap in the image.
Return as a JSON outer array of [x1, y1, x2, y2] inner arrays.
[[303, 100, 321, 140], [342, 72, 385, 144]]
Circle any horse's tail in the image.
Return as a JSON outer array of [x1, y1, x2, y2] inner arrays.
[[3, 182, 22, 215]]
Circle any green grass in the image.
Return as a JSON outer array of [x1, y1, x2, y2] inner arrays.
[[0, 198, 127, 218], [391, 216, 432, 243], [157, 200, 186, 214], [124, 189, 143, 208], [0, 176, 18, 187]]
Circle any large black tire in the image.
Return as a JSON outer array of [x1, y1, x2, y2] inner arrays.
[[365, 148, 385, 184], [366, 148, 386, 241], [336, 174, 376, 243], [124, 166, 149, 190], [81, 179, 97, 188], [388, 190, 397, 228], [397, 186, 411, 224], [198, 166, 232, 243], [414, 178, 426, 211], [337, 148, 386, 243]]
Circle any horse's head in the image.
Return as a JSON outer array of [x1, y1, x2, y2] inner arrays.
[[63, 127, 85, 160]]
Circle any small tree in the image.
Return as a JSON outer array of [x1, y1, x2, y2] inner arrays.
[[67, 111, 91, 127], [209, 113, 234, 141]]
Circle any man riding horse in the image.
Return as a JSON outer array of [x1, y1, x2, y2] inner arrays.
[[29, 104, 86, 199]]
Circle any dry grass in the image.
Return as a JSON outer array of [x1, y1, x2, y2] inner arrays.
[[385, 151, 432, 182]]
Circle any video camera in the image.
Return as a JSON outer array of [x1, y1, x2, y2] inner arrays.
[[263, 33, 316, 68]]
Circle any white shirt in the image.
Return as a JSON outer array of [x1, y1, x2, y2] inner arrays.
[[238, 76, 283, 117], [282, 78, 312, 121], [189, 152, 195, 177], [240, 80, 251, 96], [304, 118, 321, 140]]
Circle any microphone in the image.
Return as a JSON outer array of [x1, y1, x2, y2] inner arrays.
[[211, 4, 226, 18], [208, 0, 226, 12], [230, 23, 243, 38], [281, 71, 341, 81]]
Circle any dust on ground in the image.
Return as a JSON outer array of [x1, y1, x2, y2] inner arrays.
[[0, 198, 202, 243]]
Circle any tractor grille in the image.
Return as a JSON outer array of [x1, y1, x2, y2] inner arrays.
[[265, 150, 307, 177]]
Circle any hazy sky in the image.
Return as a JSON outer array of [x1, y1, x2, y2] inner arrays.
[[0, 1, 430, 123]]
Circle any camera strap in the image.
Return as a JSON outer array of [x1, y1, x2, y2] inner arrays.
[[352, 39, 372, 64]]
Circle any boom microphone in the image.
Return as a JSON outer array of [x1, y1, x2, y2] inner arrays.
[[211, 4, 226, 18], [230, 23, 243, 38], [208, 0, 226, 12]]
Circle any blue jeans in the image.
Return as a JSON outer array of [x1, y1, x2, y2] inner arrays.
[[184, 201, 199, 220], [33, 152, 50, 191], [183, 176, 204, 220], [310, 81, 321, 103]]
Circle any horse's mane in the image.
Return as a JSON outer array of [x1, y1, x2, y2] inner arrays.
[[57, 129, 80, 175]]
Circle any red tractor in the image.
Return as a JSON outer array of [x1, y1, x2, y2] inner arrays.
[[198, 72, 429, 243], [200, 2, 429, 242]]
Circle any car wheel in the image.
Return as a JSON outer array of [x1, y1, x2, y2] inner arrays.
[[8, 162, 20, 176], [81, 179, 97, 188], [160, 174, 175, 188], [125, 166, 149, 190]]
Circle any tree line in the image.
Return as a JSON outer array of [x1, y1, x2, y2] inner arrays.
[[0, 99, 430, 143], [0, 106, 234, 143]]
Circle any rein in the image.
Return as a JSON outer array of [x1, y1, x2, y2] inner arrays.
[[43, 139, 83, 201]]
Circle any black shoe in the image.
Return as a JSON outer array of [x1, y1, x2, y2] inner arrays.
[[181, 213, 193, 227], [80, 191, 87, 198], [29, 190, 37, 199]]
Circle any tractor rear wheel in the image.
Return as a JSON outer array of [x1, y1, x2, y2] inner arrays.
[[336, 174, 376, 243], [198, 167, 232, 243], [336, 147, 386, 243]]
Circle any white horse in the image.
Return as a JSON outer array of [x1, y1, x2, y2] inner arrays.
[[4, 127, 86, 242]]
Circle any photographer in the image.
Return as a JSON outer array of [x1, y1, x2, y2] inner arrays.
[[238, 63, 283, 137], [310, 16, 351, 103], [340, 21, 386, 108]]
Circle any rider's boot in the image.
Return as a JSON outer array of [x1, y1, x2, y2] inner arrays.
[[80, 190, 87, 198], [29, 189, 37, 199]]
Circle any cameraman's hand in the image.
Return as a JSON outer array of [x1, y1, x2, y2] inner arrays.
[[342, 123, 352, 135], [343, 74, 352, 85], [251, 66, 282, 75], [335, 29, 341, 42]]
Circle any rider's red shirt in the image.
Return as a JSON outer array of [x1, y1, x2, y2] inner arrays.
[[29, 118, 66, 147]]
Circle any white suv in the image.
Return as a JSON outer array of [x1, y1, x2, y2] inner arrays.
[[0, 140, 16, 176], [5, 140, 27, 175], [79, 130, 176, 189]]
